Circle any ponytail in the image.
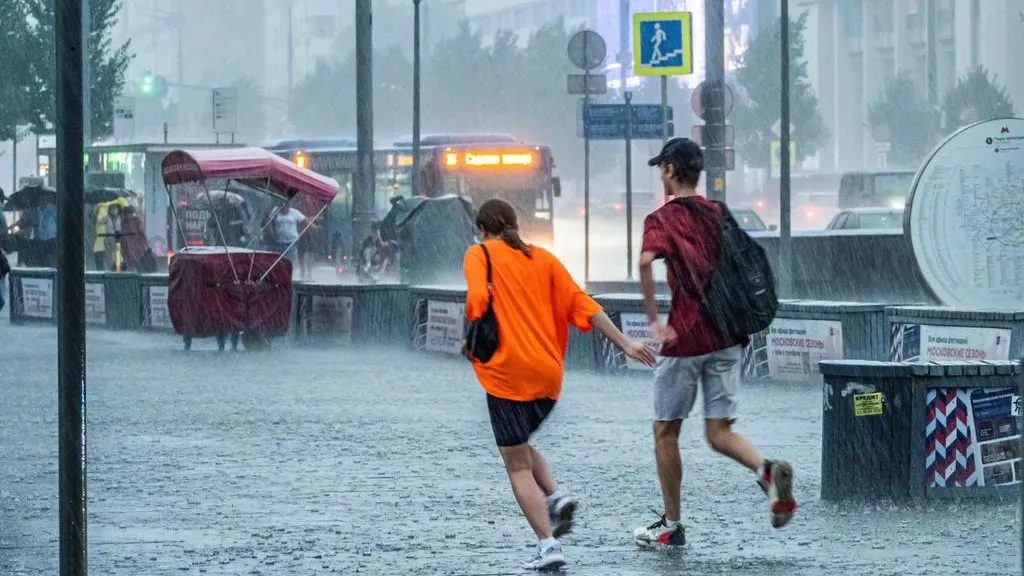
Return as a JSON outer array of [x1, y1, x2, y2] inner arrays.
[[499, 228, 532, 257]]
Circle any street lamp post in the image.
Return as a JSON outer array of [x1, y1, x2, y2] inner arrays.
[[412, 0, 422, 198], [779, 0, 793, 298]]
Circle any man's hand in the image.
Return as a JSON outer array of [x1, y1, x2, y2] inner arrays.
[[650, 321, 678, 344], [623, 340, 657, 367]]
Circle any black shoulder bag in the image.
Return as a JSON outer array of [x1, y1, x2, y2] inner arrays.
[[463, 243, 500, 363]]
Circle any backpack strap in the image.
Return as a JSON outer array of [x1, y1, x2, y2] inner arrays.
[[478, 242, 493, 306]]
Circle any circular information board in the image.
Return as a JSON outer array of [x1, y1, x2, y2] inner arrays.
[[906, 117, 1024, 307]]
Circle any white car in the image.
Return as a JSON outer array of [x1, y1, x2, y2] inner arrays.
[[826, 207, 904, 230]]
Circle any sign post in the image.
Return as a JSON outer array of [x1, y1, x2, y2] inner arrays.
[[212, 87, 238, 144], [624, 90, 634, 280], [566, 30, 607, 285], [632, 11, 692, 147]]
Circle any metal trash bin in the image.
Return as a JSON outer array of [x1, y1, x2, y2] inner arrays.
[[820, 359, 1023, 502]]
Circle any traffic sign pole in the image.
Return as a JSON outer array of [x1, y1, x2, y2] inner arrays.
[[624, 91, 634, 281], [660, 77, 669, 144], [779, 0, 793, 298], [704, 0, 727, 203], [583, 39, 592, 285]]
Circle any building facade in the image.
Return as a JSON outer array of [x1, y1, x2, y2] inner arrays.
[[795, 0, 1024, 172]]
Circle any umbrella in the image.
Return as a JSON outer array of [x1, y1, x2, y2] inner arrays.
[[85, 188, 134, 204], [3, 184, 57, 212]]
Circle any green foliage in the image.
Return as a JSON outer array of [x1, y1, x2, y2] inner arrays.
[[731, 13, 825, 169], [22, 0, 132, 141], [290, 17, 625, 179], [0, 0, 32, 141], [867, 71, 936, 168], [943, 65, 1015, 128]]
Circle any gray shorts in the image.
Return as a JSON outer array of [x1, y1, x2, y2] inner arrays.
[[653, 345, 742, 422]]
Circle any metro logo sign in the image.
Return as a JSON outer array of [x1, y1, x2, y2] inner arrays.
[[1001, 126, 1010, 134]]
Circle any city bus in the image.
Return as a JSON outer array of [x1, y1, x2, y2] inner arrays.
[[262, 134, 562, 256]]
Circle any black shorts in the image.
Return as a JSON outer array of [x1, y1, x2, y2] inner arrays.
[[487, 394, 557, 447]]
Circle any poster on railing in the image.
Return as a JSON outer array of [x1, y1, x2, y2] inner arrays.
[[84, 283, 106, 325], [148, 286, 172, 329], [925, 387, 1022, 488], [305, 295, 353, 344], [600, 312, 667, 371], [413, 299, 465, 355], [744, 319, 843, 382], [19, 277, 53, 319], [890, 323, 1011, 362]]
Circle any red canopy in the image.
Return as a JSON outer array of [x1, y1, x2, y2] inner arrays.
[[161, 147, 339, 203]]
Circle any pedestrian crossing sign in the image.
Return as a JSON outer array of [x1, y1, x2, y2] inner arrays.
[[633, 12, 693, 76]]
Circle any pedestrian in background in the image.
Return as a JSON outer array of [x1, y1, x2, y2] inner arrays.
[[633, 138, 796, 549], [463, 198, 655, 571]]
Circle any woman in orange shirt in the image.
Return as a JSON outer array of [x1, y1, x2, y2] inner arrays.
[[464, 199, 655, 571]]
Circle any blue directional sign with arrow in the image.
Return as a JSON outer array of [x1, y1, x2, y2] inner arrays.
[[581, 103, 674, 140]]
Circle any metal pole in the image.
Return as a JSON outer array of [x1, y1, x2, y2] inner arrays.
[[619, 0, 629, 91], [287, 2, 294, 104], [660, 76, 669, 144], [625, 90, 634, 281], [354, 0, 375, 256], [412, 0, 422, 197], [704, 0, 726, 202], [82, 0, 91, 145], [55, 0, 88, 574], [11, 134, 17, 194], [583, 37, 591, 285], [779, 0, 793, 298]]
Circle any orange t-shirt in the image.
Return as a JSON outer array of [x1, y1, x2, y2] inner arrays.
[[463, 240, 601, 402]]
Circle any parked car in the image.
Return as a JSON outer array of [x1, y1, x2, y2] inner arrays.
[[826, 207, 904, 230], [731, 208, 773, 232]]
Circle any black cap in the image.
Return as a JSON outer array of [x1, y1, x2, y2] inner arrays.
[[648, 137, 704, 171]]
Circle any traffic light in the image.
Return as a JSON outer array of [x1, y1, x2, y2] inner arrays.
[[138, 72, 168, 98]]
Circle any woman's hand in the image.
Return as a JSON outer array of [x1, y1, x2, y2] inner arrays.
[[623, 340, 657, 367]]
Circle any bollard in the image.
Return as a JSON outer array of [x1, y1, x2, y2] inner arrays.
[[820, 359, 1023, 502]]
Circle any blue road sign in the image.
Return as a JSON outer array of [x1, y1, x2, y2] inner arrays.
[[581, 103, 674, 140], [633, 12, 694, 76]]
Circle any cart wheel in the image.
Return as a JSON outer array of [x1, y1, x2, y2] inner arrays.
[[183, 336, 192, 351], [216, 334, 227, 352]]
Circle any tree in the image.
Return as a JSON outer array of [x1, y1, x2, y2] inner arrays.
[[289, 45, 413, 139], [0, 0, 32, 141], [943, 65, 1016, 129], [22, 0, 132, 140], [867, 70, 936, 168], [731, 12, 825, 170]]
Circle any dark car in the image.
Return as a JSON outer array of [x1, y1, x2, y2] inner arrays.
[[826, 207, 904, 230]]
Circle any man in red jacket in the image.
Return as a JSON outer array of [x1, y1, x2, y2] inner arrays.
[[633, 138, 796, 548]]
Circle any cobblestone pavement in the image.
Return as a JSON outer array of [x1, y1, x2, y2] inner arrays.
[[0, 320, 1019, 575]]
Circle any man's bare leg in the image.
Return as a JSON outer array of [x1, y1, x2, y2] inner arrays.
[[654, 420, 683, 522]]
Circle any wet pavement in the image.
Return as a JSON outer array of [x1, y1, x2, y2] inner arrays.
[[0, 319, 1019, 575]]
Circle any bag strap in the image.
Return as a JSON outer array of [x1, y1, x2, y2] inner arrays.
[[478, 242, 493, 305]]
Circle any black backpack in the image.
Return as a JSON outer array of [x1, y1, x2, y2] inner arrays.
[[659, 198, 778, 339]]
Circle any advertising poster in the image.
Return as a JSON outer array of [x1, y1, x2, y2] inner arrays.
[[305, 295, 354, 344], [890, 323, 1011, 361], [423, 299, 465, 355], [744, 319, 843, 382], [148, 286, 172, 329], [84, 283, 106, 325], [925, 387, 1022, 488], [599, 312, 667, 372], [20, 277, 54, 319]]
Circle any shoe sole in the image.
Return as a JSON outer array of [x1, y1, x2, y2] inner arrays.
[[770, 461, 796, 528], [634, 538, 684, 550], [552, 500, 576, 538], [536, 559, 565, 572]]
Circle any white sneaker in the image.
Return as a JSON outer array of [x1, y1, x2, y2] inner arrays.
[[633, 514, 686, 548], [523, 541, 565, 571], [546, 491, 577, 537]]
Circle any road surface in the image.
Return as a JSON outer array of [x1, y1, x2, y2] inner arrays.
[[0, 319, 1019, 575]]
